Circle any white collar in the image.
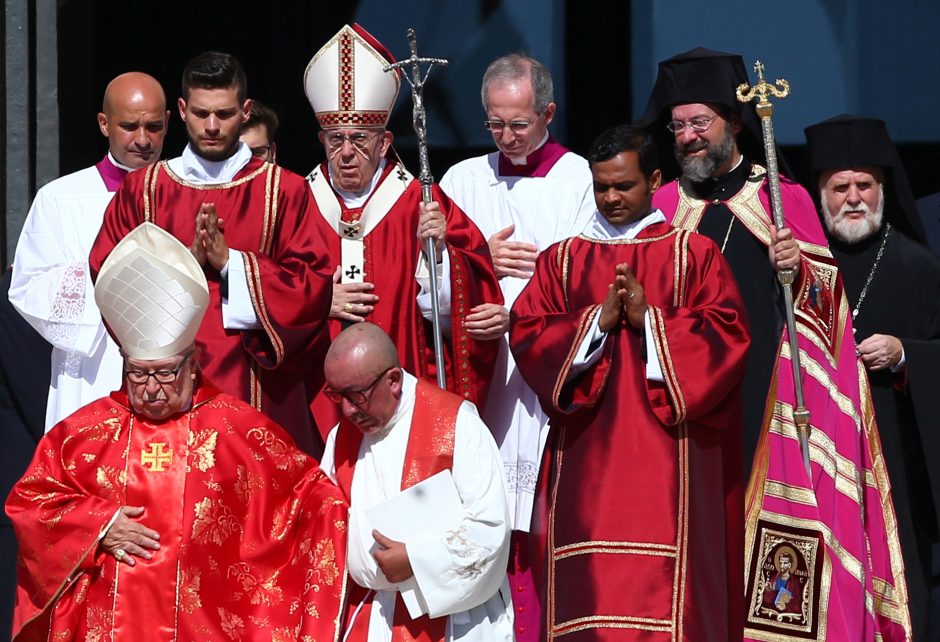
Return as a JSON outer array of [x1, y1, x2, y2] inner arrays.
[[175, 142, 252, 185], [508, 131, 550, 165], [107, 152, 136, 173], [329, 158, 387, 207], [584, 208, 667, 241]]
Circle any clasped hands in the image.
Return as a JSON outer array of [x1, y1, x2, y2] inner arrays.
[[189, 203, 229, 271], [599, 263, 648, 331]]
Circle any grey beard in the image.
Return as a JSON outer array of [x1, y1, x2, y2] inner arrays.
[[821, 187, 885, 244], [676, 126, 735, 183]]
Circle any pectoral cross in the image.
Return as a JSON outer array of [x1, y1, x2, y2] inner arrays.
[[141, 442, 173, 472]]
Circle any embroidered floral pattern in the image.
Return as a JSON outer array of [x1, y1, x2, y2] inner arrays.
[[192, 498, 242, 546], [188, 429, 218, 472], [179, 568, 202, 614], [444, 525, 493, 579], [218, 607, 246, 640]]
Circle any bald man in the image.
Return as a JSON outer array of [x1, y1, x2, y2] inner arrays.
[[9, 71, 169, 430], [319, 323, 514, 641]]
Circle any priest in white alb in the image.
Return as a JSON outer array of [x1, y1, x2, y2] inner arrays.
[[439, 54, 595, 639], [9, 72, 169, 430], [319, 322, 514, 641]]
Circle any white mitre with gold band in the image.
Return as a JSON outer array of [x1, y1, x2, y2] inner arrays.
[[304, 23, 401, 129], [95, 222, 209, 360]]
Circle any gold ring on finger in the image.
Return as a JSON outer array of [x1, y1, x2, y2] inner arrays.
[[343, 303, 354, 313], [114, 549, 126, 561]]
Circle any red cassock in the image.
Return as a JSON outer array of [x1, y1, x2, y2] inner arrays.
[[5, 384, 347, 642], [306, 160, 502, 435], [89, 158, 333, 455], [509, 222, 749, 641]]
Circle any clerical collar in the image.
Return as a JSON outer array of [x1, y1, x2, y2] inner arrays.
[[584, 208, 667, 241], [497, 133, 568, 178], [689, 154, 750, 201], [96, 153, 130, 192], [329, 158, 387, 207], [172, 142, 252, 185]]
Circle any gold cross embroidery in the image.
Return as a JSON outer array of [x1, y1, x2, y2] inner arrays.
[[141, 442, 173, 472]]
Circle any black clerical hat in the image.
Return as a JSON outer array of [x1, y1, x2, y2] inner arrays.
[[804, 114, 924, 243], [638, 47, 787, 181]]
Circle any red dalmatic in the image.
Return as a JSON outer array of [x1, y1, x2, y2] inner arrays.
[[510, 223, 750, 641], [89, 158, 333, 455]]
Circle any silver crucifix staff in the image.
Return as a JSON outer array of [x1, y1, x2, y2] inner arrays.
[[385, 29, 449, 389], [737, 61, 812, 477]]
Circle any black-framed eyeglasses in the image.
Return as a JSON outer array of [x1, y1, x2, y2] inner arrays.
[[124, 350, 194, 385], [249, 144, 272, 158], [323, 367, 395, 405], [483, 116, 540, 133], [665, 114, 719, 134], [324, 131, 382, 151]]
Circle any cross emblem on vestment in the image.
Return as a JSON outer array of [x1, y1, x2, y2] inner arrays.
[[396, 166, 408, 183], [345, 265, 361, 280], [343, 225, 360, 238], [141, 442, 173, 472]]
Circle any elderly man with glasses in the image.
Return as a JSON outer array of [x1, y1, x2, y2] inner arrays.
[[319, 322, 513, 641], [438, 53, 596, 641], [302, 25, 503, 438], [6, 223, 348, 642]]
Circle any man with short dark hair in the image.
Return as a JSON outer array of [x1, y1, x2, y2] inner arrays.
[[10, 71, 169, 430], [805, 114, 940, 641], [8, 223, 347, 642], [302, 25, 502, 435], [90, 51, 332, 455], [319, 322, 513, 641], [510, 124, 749, 641], [240, 99, 278, 162], [439, 58, 594, 636]]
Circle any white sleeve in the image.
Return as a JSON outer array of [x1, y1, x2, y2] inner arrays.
[[406, 402, 511, 618], [566, 310, 664, 383], [9, 188, 109, 356], [415, 248, 453, 332], [221, 251, 261, 330]]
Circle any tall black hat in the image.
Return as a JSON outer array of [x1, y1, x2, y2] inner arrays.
[[639, 47, 786, 181], [804, 114, 924, 243]]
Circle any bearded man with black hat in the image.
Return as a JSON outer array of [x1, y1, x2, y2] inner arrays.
[[643, 49, 912, 642], [806, 114, 940, 641]]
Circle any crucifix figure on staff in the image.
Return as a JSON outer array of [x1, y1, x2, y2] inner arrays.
[[302, 24, 504, 436]]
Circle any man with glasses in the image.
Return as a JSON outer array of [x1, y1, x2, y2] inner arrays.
[[439, 53, 595, 641], [303, 25, 502, 436], [319, 322, 513, 641], [239, 99, 278, 162], [642, 49, 911, 640], [7, 223, 347, 642], [90, 52, 333, 457]]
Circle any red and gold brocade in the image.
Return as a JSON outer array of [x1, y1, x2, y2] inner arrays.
[[6, 385, 347, 642], [89, 158, 333, 454], [308, 161, 502, 436], [509, 223, 749, 641]]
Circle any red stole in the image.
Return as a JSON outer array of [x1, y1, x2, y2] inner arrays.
[[335, 380, 462, 642]]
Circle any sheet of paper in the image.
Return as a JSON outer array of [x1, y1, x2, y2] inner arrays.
[[366, 469, 462, 618]]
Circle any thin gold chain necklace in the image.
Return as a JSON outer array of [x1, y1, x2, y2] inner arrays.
[[851, 223, 891, 334]]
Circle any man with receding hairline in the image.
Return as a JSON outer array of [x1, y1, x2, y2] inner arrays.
[[90, 51, 333, 456], [319, 322, 514, 641], [10, 71, 169, 430]]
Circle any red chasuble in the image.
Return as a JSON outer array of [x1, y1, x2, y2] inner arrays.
[[307, 160, 502, 436], [6, 385, 347, 642], [89, 158, 333, 455], [510, 223, 750, 641]]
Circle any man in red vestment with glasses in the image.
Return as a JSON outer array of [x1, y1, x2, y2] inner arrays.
[[7, 223, 346, 642], [302, 25, 503, 436], [90, 51, 332, 456], [510, 125, 749, 641]]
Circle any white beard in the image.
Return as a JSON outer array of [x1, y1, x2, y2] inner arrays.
[[821, 185, 885, 244]]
